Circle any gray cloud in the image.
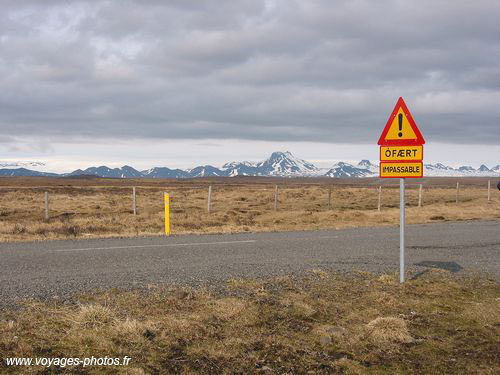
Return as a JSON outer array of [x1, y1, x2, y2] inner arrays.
[[1, 0, 499, 145]]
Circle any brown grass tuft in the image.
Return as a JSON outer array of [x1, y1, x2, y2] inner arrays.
[[209, 297, 248, 320], [366, 316, 414, 346], [378, 273, 398, 284], [69, 304, 116, 328]]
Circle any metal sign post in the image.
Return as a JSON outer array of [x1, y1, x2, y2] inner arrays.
[[378, 98, 425, 284], [400, 178, 405, 283]]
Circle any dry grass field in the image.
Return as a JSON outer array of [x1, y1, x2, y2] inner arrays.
[[1, 270, 498, 374], [0, 177, 498, 242]]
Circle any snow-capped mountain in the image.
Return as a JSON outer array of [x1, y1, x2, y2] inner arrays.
[[187, 165, 226, 177], [357, 160, 379, 174], [177, 151, 323, 177], [0, 161, 46, 168], [220, 151, 322, 177], [142, 167, 188, 178], [254, 151, 321, 176], [324, 162, 375, 178], [0, 151, 498, 178], [221, 161, 259, 177], [0, 168, 58, 177], [424, 163, 458, 176], [458, 166, 475, 173], [423, 163, 499, 177], [67, 166, 143, 178]]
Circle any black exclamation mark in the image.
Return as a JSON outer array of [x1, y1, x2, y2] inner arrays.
[[398, 113, 403, 137]]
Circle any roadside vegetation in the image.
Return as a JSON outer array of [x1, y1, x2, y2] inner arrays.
[[0, 270, 498, 374], [0, 177, 498, 242]]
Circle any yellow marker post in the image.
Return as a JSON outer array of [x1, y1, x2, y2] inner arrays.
[[164, 193, 170, 236]]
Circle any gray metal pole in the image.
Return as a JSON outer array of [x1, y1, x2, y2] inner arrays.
[[132, 187, 137, 215], [400, 178, 405, 284], [328, 186, 332, 210], [377, 186, 382, 212], [488, 180, 491, 202], [44, 191, 49, 221], [274, 185, 279, 210], [208, 185, 212, 213], [418, 184, 423, 207], [456, 182, 459, 204]]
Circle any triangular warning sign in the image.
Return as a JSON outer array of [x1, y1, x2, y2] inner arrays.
[[378, 97, 425, 146]]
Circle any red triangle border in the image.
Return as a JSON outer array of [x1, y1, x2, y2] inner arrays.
[[377, 97, 425, 146]]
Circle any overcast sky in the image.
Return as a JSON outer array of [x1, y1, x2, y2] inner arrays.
[[1, 0, 499, 172]]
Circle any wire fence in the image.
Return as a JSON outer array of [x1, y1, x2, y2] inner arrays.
[[0, 181, 497, 222]]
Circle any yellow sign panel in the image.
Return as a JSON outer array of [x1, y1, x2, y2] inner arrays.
[[380, 162, 423, 178], [385, 108, 417, 141], [380, 145, 423, 161], [164, 193, 170, 236]]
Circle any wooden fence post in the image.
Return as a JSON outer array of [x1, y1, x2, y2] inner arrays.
[[418, 184, 423, 207], [488, 180, 491, 202], [377, 186, 382, 212], [208, 185, 212, 213], [44, 192, 49, 220], [274, 185, 279, 210], [328, 186, 332, 210], [132, 187, 137, 215], [456, 182, 459, 204]]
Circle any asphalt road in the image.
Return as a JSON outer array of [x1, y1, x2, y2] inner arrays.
[[0, 220, 498, 306]]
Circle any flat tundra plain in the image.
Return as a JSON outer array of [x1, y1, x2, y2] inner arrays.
[[0, 177, 499, 374], [0, 176, 498, 242]]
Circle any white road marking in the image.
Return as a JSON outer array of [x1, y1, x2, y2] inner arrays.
[[50, 235, 339, 253], [53, 240, 257, 253], [261, 235, 339, 241]]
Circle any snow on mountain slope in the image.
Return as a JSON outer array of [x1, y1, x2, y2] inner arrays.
[[66, 166, 143, 178], [221, 161, 258, 176], [142, 167, 188, 178], [479, 164, 491, 172], [221, 151, 321, 177], [255, 151, 321, 176], [187, 165, 226, 177], [324, 162, 374, 178], [424, 163, 500, 177], [357, 160, 379, 174], [119, 166, 144, 178], [0, 161, 45, 168], [424, 163, 460, 177], [0, 168, 58, 177]]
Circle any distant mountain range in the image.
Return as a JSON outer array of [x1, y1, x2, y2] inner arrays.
[[0, 161, 46, 168], [0, 151, 499, 178]]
